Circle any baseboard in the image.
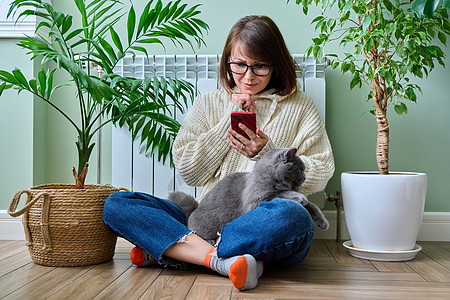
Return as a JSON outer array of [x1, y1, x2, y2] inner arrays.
[[1, 209, 449, 241], [313, 211, 450, 242], [313, 210, 350, 240], [0, 210, 25, 240], [416, 212, 450, 242]]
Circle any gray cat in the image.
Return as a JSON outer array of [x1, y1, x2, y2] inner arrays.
[[169, 147, 329, 240]]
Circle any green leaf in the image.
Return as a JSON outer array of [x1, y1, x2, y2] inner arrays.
[[137, 1, 151, 37], [12, 69, 29, 89], [74, 0, 88, 36], [313, 45, 321, 59], [109, 27, 124, 54], [0, 82, 9, 96], [132, 117, 146, 141], [406, 87, 417, 102], [342, 1, 352, 13], [438, 32, 447, 46], [341, 62, 351, 74], [138, 38, 164, 45], [29, 79, 38, 94], [66, 27, 86, 41], [424, 0, 441, 17], [413, 0, 441, 18], [130, 46, 149, 57], [411, 64, 424, 78], [37, 69, 46, 97], [350, 73, 362, 89], [156, 0, 167, 25], [61, 15, 73, 34], [360, 111, 368, 120], [385, 22, 396, 35], [394, 102, 408, 116], [139, 77, 150, 96], [311, 15, 325, 24], [384, 70, 392, 85], [331, 61, 340, 70], [0, 70, 19, 85], [362, 14, 374, 32], [444, 0, 450, 9], [153, 77, 161, 101], [394, 104, 403, 115], [151, 127, 163, 155], [355, 43, 363, 55], [305, 45, 313, 57], [127, 5, 136, 45], [47, 69, 55, 99], [144, 122, 158, 151], [98, 36, 117, 61], [383, 0, 394, 12]]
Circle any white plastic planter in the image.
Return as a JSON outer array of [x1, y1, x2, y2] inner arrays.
[[341, 172, 427, 252]]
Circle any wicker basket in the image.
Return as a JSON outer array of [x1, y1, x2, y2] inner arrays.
[[8, 184, 121, 267]]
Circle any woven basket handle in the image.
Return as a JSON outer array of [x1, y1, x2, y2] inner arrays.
[[8, 190, 47, 217], [8, 189, 52, 249]]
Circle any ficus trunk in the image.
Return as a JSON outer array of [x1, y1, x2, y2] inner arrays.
[[373, 75, 389, 175], [370, 0, 389, 175], [375, 107, 389, 174]]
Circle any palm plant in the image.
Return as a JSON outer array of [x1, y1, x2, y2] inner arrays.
[[290, 0, 450, 174], [0, 0, 208, 188]]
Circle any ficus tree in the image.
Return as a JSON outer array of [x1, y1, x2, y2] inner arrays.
[[290, 0, 450, 174], [0, 0, 208, 188]]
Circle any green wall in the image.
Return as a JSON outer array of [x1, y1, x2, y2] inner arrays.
[[0, 40, 35, 209], [1, 0, 449, 212]]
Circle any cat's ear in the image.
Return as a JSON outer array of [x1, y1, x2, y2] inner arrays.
[[285, 147, 298, 160]]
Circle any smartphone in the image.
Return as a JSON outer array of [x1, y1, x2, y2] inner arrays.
[[231, 111, 256, 140]]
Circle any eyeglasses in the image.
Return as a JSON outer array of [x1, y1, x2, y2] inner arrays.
[[228, 62, 272, 76]]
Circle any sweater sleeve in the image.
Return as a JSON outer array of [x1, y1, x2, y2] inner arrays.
[[172, 90, 237, 186], [294, 95, 335, 195]]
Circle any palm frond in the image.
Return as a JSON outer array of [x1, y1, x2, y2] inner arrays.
[[1, 0, 208, 182]]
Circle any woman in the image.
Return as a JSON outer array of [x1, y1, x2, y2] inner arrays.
[[103, 15, 334, 291]]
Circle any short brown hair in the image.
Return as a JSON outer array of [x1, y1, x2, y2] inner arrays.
[[219, 16, 297, 96]]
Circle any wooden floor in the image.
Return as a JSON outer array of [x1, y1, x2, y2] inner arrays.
[[0, 239, 449, 299]]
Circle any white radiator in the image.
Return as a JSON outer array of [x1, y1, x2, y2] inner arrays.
[[111, 55, 328, 200]]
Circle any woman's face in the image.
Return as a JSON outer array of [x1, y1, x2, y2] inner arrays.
[[229, 42, 273, 95]]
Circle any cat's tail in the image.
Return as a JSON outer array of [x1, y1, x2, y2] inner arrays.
[[168, 191, 198, 219]]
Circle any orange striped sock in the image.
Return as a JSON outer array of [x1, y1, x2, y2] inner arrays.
[[130, 246, 157, 267], [229, 256, 249, 290], [204, 248, 215, 268], [204, 248, 260, 290]]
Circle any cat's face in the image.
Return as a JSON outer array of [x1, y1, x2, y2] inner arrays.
[[257, 148, 305, 188]]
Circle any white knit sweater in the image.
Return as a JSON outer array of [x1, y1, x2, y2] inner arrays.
[[172, 85, 335, 200]]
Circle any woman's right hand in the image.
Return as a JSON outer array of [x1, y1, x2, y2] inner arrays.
[[231, 93, 256, 112]]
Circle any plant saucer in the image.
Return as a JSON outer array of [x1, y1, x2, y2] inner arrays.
[[343, 240, 422, 262]]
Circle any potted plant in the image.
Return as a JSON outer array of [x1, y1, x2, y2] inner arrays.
[[290, 0, 449, 259], [2, 0, 207, 266]]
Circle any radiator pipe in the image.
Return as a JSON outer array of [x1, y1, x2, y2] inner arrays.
[[327, 191, 343, 242]]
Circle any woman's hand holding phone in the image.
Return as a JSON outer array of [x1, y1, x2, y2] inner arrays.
[[227, 120, 268, 158], [228, 92, 267, 157]]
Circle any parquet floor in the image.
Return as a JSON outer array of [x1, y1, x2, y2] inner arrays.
[[0, 238, 449, 299]]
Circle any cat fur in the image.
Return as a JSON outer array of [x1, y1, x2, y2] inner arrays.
[[168, 147, 329, 240]]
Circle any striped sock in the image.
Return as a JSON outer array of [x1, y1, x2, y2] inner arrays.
[[204, 248, 262, 290], [130, 246, 157, 267]]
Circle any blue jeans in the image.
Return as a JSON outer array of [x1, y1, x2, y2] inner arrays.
[[102, 191, 314, 266]]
